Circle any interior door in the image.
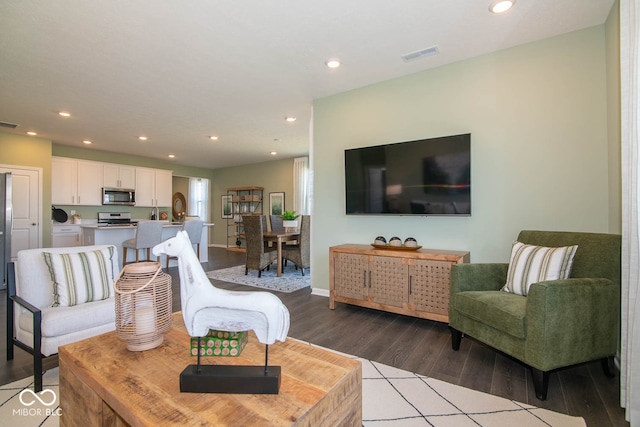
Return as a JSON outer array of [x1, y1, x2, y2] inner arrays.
[[0, 166, 41, 259]]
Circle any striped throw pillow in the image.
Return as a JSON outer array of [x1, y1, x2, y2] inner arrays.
[[502, 241, 578, 296], [44, 248, 116, 307]]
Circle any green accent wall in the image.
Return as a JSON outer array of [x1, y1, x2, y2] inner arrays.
[[312, 25, 618, 291], [0, 132, 53, 246], [605, 0, 621, 233]]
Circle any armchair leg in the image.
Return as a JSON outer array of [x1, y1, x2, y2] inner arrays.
[[601, 356, 615, 378], [6, 264, 15, 361], [33, 310, 43, 392], [450, 327, 462, 351], [530, 368, 549, 400], [34, 351, 43, 393]]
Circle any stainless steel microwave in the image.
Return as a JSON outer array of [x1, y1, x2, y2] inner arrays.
[[102, 187, 136, 206]]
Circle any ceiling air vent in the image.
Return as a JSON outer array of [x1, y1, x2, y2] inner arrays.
[[401, 46, 439, 63], [0, 121, 18, 129]]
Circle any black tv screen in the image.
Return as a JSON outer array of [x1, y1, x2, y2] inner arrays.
[[345, 133, 471, 216]]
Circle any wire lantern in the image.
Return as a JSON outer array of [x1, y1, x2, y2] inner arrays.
[[114, 262, 172, 351]]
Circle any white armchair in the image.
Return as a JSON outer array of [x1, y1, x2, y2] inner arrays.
[[6, 245, 119, 391]]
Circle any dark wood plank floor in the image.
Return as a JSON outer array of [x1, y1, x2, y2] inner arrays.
[[1, 247, 629, 427]]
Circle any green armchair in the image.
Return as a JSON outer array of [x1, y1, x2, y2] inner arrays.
[[449, 230, 621, 400]]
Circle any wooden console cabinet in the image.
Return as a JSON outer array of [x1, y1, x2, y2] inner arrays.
[[329, 244, 470, 323]]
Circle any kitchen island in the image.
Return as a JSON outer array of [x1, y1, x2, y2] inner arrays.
[[81, 221, 213, 268]]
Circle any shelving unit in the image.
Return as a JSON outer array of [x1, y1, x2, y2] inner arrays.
[[226, 186, 264, 251]]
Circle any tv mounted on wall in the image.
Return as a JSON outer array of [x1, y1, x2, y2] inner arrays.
[[345, 133, 471, 216]]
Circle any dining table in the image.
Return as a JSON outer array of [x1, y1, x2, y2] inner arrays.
[[263, 230, 300, 276]]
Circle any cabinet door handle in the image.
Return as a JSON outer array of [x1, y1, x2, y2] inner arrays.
[[409, 275, 413, 294], [363, 270, 367, 287], [368, 270, 372, 288]]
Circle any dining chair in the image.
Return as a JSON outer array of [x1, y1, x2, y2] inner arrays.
[[122, 221, 164, 265], [282, 215, 310, 275], [166, 219, 204, 268], [269, 215, 284, 233], [243, 215, 277, 277]]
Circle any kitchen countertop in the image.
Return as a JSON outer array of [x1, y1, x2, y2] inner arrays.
[[80, 223, 181, 229], [80, 222, 214, 229]]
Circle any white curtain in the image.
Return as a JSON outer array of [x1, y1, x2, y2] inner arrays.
[[620, 0, 640, 424], [188, 177, 209, 221], [293, 157, 310, 215]]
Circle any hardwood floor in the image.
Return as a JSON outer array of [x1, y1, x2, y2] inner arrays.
[[1, 247, 629, 427]]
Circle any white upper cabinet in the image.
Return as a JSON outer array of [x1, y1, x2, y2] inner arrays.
[[135, 167, 172, 207], [52, 157, 103, 206], [103, 163, 136, 189], [155, 169, 173, 207], [52, 157, 77, 205], [77, 160, 104, 205]]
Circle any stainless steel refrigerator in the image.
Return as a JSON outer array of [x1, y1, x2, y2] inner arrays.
[[1, 172, 12, 291]]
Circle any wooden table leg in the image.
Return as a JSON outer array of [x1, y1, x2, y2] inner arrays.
[[277, 237, 283, 277]]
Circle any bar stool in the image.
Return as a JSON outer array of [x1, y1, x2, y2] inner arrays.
[[166, 219, 204, 268], [122, 221, 164, 265]]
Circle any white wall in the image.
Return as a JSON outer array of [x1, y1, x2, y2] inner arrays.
[[311, 26, 611, 291]]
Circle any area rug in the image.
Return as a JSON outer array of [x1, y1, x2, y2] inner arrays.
[[206, 264, 310, 293], [1, 359, 585, 427]]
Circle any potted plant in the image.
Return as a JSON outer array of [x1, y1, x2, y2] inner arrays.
[[281, 210, 300, 229]]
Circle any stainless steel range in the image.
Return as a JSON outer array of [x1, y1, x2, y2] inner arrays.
[[97, 212, 137, 227]]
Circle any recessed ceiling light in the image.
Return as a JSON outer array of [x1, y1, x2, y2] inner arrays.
[[489, 0, 515, 13], [270, 151, 277, 155], [325, 58, 341, 68], [168, 154, 175, 159], [209, 136, 219, 141], [285, 117, 296, 123], [58, 111, 71, 117], [82, 140, 92, 145], [138, 136, 148, 141], [26, 131, 37, 136]]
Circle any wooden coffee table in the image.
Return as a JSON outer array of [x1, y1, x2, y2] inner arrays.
[[59, 312, 361, 426]]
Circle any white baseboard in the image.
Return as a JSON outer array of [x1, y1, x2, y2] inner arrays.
[[311, 288, 329, 298]]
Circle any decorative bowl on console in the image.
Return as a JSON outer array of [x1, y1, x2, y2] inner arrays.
[[374, 236, 387, 245], [389, 237, 402, 247], [404, 237, 418, 247]]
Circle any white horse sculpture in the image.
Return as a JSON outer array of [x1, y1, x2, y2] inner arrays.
[[153, 231, 290, 345]]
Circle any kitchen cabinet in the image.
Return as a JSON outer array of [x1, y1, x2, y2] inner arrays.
[[52, 157, 103, 206], [52, 157, 76, 205], [329, 244, 470, 323], [77, 160, 104, 205], [135, 167, 172, 207], [52, 225, 82, 247], [103, 163, 136, 189]]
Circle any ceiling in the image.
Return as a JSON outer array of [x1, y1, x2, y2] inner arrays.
[[0, 1, 614, 170]]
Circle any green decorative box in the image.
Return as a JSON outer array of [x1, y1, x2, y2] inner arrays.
[[190, 330, 248, 357]]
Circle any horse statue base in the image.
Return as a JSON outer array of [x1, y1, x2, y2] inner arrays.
[[180, 366, 280, 394]]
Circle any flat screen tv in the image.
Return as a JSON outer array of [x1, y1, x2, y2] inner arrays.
[[345, 133, 471, 216]]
